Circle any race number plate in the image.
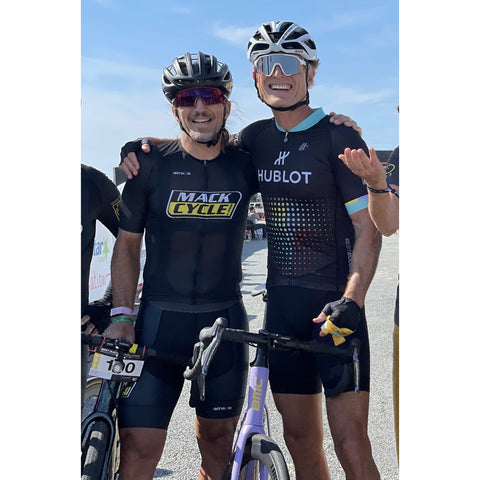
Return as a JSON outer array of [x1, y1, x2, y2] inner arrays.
[[89, 351, 145, 381]]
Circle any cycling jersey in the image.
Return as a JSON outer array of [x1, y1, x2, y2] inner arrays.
[[81, 164, 120, 313], [236, 108, 369, 292], [119, 140, 258, 310], [386, 146, 399, 187]]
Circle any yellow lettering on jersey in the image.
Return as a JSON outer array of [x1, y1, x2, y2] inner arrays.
[[168, 202, 235, 217], [167, 190, 242, 219]]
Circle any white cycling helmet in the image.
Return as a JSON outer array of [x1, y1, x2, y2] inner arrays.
[[247, 21, 319, 64]]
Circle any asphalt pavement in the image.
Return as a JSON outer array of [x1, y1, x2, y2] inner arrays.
[[153, 234, 399, 479]]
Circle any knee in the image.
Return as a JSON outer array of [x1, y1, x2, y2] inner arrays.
[[282, 424, 323, 453], [196, 418, 236, 449], [119, 429, 163, 465], [332, 430, 372, 465]]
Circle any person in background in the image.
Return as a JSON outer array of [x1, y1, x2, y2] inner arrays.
[[339, 135, 399, 460], [81, 164, 120, 402], [246, 206, 263, 239]]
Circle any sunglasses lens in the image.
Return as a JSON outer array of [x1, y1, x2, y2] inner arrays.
[[254, 54, 305, 76], [174, 88, 225, 107]]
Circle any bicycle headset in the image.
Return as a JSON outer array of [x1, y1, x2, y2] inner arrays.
[[247, 21, 320, 112], [162, 51, 233, 148]]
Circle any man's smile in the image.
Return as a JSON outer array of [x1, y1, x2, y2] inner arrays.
[[269, 83, 292, 91]]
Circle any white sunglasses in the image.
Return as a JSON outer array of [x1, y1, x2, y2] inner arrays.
[[254, 54, 307, 76]]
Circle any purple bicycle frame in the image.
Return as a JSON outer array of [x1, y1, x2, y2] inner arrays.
[[230, 365, 270, 479]]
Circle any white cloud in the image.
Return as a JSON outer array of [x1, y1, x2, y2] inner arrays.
[[212, 24, 258, 48]]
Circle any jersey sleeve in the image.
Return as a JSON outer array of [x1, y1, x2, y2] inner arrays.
[[329, 124, 369, 215], [89, 167, 121, 237], [234, 119, 272, 154], [242, 153, 260, 195], [119, 151, 157, 233]]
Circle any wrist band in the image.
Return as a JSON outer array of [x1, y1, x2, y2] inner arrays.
[[111, 306, 133, 317], [110, 315, 134, 325], [366, 184, 399, 198]]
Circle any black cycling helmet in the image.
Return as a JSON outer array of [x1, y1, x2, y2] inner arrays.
[[162, 52, 233, 103]]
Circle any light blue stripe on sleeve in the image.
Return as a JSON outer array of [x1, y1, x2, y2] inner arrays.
[[345, 194, 369, 215]]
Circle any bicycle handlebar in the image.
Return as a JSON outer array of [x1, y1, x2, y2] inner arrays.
[[183, 317, 361, 399], [81, 333, 158, 359], [81, 332, 193, 369]]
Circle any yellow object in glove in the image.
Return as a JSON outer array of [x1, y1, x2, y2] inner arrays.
[[321, 316, 354, 346]]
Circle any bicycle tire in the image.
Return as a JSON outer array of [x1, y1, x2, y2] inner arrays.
[[85, 377, 103, 397], [83, 377, 103, 421], [82, 419, 110, 480], [222, 434, 290, 480], [82, 378, 121, 479]]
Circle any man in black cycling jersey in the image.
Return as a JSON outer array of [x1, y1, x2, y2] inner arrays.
[[117, 22, 379, 480], [81, 164, 120, 402], [103, 52, 257, 480], [240, 22, 381, 480]]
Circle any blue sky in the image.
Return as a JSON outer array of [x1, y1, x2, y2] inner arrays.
[[82, 0, 399, 179]]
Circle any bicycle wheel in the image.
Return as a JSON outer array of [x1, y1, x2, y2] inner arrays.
[[82, 379, 121, 479], [222, 434, 290, 480], [82, 419, 110, 480], [82, 377, 102, 421]]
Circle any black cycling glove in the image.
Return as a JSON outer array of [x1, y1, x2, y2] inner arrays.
[[119, 138, 151, 165], [320, 297, 361, 345]]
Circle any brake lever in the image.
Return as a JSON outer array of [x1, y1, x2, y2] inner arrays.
[[198, 327, 225, 401]]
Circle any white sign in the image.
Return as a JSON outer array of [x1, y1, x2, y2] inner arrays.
[[88, 221, 116, 302]]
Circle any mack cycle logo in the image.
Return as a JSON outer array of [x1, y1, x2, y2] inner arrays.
[[167, 190, 242, 219]]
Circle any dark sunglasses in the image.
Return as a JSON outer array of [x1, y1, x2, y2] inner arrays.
[[253, 54, 306, 77], [173, 88, 226, 107]]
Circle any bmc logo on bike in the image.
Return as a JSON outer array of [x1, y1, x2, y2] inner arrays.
[[252, 377, 264, 411], [166, 190, 242, 219]]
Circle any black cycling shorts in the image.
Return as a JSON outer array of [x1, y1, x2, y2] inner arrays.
[[265, 287, 370, 397], [118, 300, 248, 430]]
